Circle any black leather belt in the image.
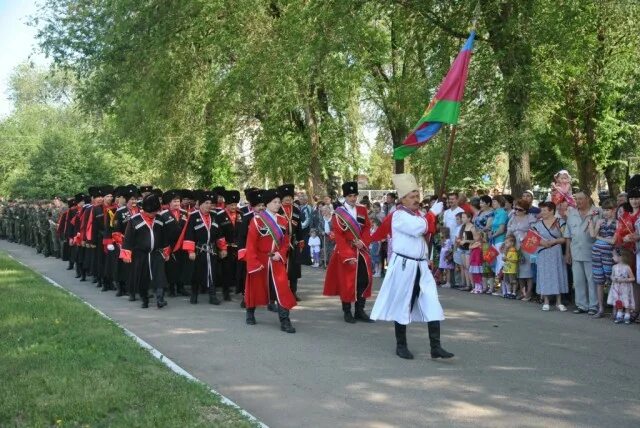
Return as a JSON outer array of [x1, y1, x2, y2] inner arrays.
[[394, 252, 426, 262]]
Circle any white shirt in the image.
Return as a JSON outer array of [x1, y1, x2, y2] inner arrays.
[[443, 207, 464, 243], [323, 217, 331, 234], [391, 209, 429, 260], [308, 236, 321, 250], [343, 203, 357, 220]]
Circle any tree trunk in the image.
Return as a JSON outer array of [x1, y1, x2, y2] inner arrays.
[[390, 125, 406, 174], [604, 162, 626, 198], [304, 101, 324, 198], [508, 150, 531, 198]]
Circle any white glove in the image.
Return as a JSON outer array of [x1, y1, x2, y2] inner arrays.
[[107, 244, 115, 251], [429, 201, 444, 216]]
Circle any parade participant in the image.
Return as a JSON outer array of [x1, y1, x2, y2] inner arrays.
[[212, 186, 226, 212], [216, 189, 243, 301], [158, 189, 190, 297], [244, 189, 297, 332], [278, 184, 304, 301], [371, 173, 454, 360], [76, 191, 94, 281], [85, 185, 113, 290], [57, 197, 75, 269], [113, 185, 140, 298], [100, 186, 118, 291], [181, 190, 228, 305], [323, 181, 374, 324], [120, 193, 170, 309], [68, 193, 85, 277], [237, 188, 264, 308]]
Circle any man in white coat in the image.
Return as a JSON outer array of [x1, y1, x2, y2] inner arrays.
[[371, 173, 454, 360]]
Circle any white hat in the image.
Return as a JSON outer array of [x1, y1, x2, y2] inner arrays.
[[392, 173, 419, 199]]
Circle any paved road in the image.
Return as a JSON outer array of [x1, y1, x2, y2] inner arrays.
[[2, 240, 640, 427]]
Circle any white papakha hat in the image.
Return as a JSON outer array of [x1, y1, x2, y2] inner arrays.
[[392, 173, 419, 199]]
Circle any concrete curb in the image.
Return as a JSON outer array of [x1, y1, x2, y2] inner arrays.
[[7, 253, 268, 428]]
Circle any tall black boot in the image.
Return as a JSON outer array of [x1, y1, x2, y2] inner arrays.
[[190, 285, 198, 304], [92, 276, 99, 284], [168, 283, 176, 297], [246, 308, 256, 325], [208, 286, 221, 305], [128, 284, 137, 301], [80, 270, 87, 282], [75, 264, 82, 278], [428, 321, 454, 359], [354, 298, 374, 323], [116, 281, 125, 297], [141, 289, 149, 308], [395, 322, 414, 359], [156, 288, 167, 308], [67, 261, 74, 270], [101, 278, 110, 292], [278, 306, 296, 333], [342, 302, 356, 324]]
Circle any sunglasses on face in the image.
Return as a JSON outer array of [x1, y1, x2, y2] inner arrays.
[[514, 207, 525, 212]]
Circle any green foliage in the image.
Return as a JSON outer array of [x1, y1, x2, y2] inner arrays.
[[0, 0, 637, 198]]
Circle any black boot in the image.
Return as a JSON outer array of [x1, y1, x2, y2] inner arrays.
[[75, 265, 82, 278], [278, 306, 296, 333], [223, 291, 231, 302], [128, 287, 137, 301], [80, 271, 87, 282], [66, 261, 74, 270], [395, 322, 414, 359], [246, 308, 256, 325], [101, 279, 110, 292], [240, 298, 246, 309], [209, 291, 221, 305], [428, 321, 454, 359], [354, 299, 374, 323], [190, 292, 198, 304], [92, 276, 99, 284], [141, 299, 149, 309], [116, 281, 125, 297], [156, 288, 167, 308], [342, 302, 356, 324], [168, 283, 176, 297]]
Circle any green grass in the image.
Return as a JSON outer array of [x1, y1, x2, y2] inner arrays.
[[0, 252, 257, 427]]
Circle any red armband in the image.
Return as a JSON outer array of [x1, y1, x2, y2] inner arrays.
[[238, 248, 246, 260], [182, 240, 195, 252], [162, 247, 170, 259]]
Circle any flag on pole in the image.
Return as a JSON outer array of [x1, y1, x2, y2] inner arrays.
[[393, 31, 475, 160]]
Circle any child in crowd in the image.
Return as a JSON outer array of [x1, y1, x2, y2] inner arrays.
[[468, 230, 484, 294], [370, 221, 382, 277], [589, 198, 617, 318], [308, 229, 322, 268], [481, 233, 495, 294], [608, 248, 636, 324], [438, 227, 453, 288], [501, 235, 519, 299]]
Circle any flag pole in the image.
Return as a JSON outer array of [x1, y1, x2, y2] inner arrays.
[[439, 8, 478, 197], [438, 125, 457, 197]]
